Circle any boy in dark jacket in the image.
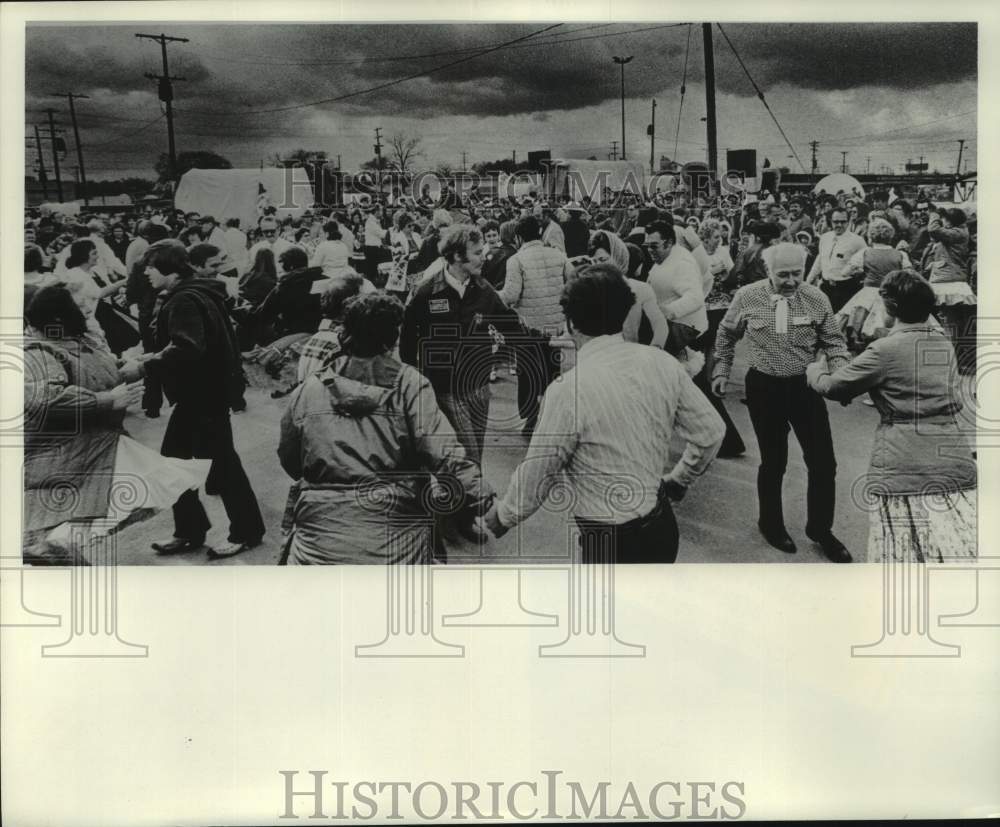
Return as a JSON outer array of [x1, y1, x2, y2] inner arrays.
[[142, 240, 265, 559]]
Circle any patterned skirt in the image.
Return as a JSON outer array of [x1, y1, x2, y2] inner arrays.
[[868, 488, 977, 563]]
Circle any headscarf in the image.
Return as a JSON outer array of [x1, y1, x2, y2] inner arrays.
[[592, 230, 631, 274]]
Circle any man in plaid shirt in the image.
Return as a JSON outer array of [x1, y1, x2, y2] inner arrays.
[[713, 243, 852, 562]]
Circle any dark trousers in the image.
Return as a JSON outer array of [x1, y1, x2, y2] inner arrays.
[[575, 491, 679, 564], [693, 309, 746, 455], [744, 369, 837, 536], [437, 386, 491, 466], [939, 304, 977, 376], [516, 332, 561, 423], [164, 407, 265, 544], [138, 315, 162, 414], [364, 246, 382, 284], [821, 277, 861, 313]]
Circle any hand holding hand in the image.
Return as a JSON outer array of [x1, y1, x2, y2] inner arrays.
[[483, 503, 509, 539], [662, 479, 687, 502], [805, 359, 828, 390], [109, 381, 144, 411], [710, 376, 727, 398]]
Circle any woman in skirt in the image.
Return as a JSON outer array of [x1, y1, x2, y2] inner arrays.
[[807, 270, 976, 562]]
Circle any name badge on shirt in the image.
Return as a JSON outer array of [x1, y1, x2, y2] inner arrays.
[[792, 316, 811, 326], [429, 298, 451, 314]]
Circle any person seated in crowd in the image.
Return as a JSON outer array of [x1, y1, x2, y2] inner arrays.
[[295, 275, 365, 383], [24, 243, 53, 311], [310, 220, 353, 278], [243, 246, 327, 393], [278, 292, 493, 565]]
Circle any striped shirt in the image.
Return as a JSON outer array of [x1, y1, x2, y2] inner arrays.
[[496, 334, 725, 527], [713, 280, 850, 381]]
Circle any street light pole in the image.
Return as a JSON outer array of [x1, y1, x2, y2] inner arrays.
[[613, 56, 633, 161]]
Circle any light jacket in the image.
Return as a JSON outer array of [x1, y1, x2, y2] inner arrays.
[[498, 240, 574, 335], [278, 353, 492, 564], [811, 324, 976, 496]]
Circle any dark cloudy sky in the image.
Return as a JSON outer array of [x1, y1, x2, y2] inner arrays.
[[24, 22, 977, 180]]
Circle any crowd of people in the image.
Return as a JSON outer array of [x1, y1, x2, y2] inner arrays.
[[21, 180, 978, 567]]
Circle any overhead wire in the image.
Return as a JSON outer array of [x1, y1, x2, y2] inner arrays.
[[715, 23, 808, 174]]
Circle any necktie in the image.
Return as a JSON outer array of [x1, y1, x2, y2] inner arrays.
[[770, 293, 789, 334]]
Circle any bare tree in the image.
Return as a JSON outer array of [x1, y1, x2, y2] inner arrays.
[[389, 133, 424, 177]]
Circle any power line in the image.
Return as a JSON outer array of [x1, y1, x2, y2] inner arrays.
[[193, 22, 622, 67], [171, 23, 563, 118], [714, 23, 807, 174]]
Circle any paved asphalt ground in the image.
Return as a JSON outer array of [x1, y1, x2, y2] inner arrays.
[[114, 340, 883, 566]]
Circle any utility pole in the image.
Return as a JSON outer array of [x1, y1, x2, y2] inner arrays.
[[956, 139, 965, 177], [610, 141, 619, 161], [612, 55, 633, 161], [512, 149, 516, 165], [840, 151, 847, 173], [702, 23, 717, 177], [49, 92, 90, 205], [866, 156, 871, 174], [809, 140, 819, 179], [136, 32, 189, 184], [32, 125, 49, 200], [44, 109, 64, 202], [373, 127, 384, 199], [337, 154, 342, 170], [649, 99, 656, 174], [461, 151, 468, 172]]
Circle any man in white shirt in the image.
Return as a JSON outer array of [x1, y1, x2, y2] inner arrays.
[[247, 217, 294, 265], [806, 207, 867, 312], [222, 218, 249, 276], [644, 221, 708, 349], [484, 265, 724, 563], [534, 204, 567, 254]]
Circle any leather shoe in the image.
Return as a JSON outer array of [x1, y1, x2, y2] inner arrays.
[[206, 538, 262, 560], [806, 530, 853, 563], [758, 523, 796, 554], [152, 537, 205, 555]]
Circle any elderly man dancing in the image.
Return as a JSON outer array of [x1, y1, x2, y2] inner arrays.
[[712, 242, 853, 562]]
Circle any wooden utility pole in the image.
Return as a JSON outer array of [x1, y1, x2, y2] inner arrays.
[[809, 140, 819, 179], [136, 32, 189, 183], [50, 92, 90, 205], [956, 139, 965, 177], [45, 108, 64, 202], [649, 99, 656, 174], [33, 125, 49, 200], [702, 23, 717, 176]]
